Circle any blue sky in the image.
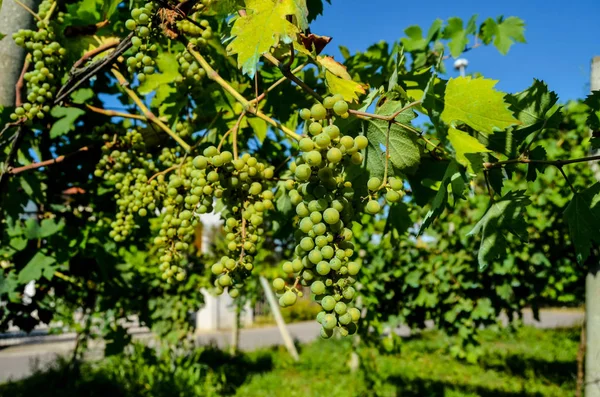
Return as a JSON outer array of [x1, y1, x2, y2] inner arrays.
[[310, 0, 600, 103]]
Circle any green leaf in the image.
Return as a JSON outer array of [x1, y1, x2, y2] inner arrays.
[[50, 107, 85, 138], [505, 79, 561, 147], [104, 325, 131, 356], [468, 190, 531, 270], [526, 146, 546, 182], [447, 126, 491, 172], [384, 202, 411, 236], [443, 17, 469, 58], [419, 160, 466, 233], [400, 26, 427, 52], [0, 272, 18, 298], [70, 88, 94, 104], [584, 90, 600, 131], [138, 53, 181, 95], [441, 77, 520, 134], [0, 33, 5, 41], [365, 100, 420, 175], [564, 183, 600, 264], [39, 218, 65, 238], [247, 117, 268, 142], [228, 0, 301, 77], [480, 16, 526, 55], [18, 252, 57, 283], [102, 0, 122, 20]]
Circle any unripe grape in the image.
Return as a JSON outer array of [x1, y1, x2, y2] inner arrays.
[[309, 122, 322, 136], [320, 327, 334, 339], [311, 280, 326, 295], [299, 137, 314, 152], [348, 307, 361, 322], [347, 262, 361, 276], [385, 190, 401, 203], [323, 208, 340, 225], [282, 290, 297, 306], [333, 100, 349, 116], [338, 312, 352, 325], [310, 104, 327, 120], [321, 295, 336, 311], [322, 314, 337, 330], [365, 200, 381, 215], [326, 148, 343, 163], [299, 108, 311, 120], [323, 96, 336, 109], [334, 301, 347, 315], [295, 164, 312, 181], [273, 277, 285, 291], [367, 177, 381, 191], [355, 135, 368, 150], [305, 151, 322, 167]]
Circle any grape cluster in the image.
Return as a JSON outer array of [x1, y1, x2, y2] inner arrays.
[[124, 2, 158, 82], [273, 95, 366, 338], [10, 0, 66, 121], [176, 49, 206, 83], [147, 146, 274, 284], [364, 176, 405, 215], [95, 130, 160, 242]]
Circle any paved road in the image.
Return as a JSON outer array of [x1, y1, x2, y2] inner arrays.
[[0, 309, 584, 383]]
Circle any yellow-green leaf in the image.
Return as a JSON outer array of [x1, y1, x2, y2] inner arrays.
[[138, 53, 181, 95], [441, 77, 520, 134], [228, 0, 300, 77], [447, 127, 491, 171], [324, 71, 365, 103]]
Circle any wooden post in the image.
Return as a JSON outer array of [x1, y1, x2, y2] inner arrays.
[[230, 300, 241, 355], [259, 276, 299, 361], [586, 56, 600, 397], [0, 0, 39, 106]]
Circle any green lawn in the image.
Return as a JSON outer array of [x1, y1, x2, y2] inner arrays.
[[0, 326, 580, 397]]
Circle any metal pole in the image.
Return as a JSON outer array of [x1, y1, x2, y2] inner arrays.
[[586, 56, 600, 397], [259, 276, 299, 361], [0, 0, 40, 106]]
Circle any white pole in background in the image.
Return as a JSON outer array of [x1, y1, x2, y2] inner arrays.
[[586, 56, 600, 397]]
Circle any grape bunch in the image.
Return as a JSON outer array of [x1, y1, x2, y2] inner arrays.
[[146, 146, 275, 286], [10, 0, 67, 122], [273, 95, 366, 338], [124, 2, 158, 82], [94, 130, 160, 242], [175, 49, 207, 83], [364, 175, 406, 215]]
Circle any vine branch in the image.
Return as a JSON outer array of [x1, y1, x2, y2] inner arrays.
[[483, 154, 600, 169], [186, 44, 301, 141], [81, 104, 146, 121], [8, 146, 90, 175], [111, 68, 192, 152], [262, 52, 323, 102], [72, 38, 120, 69]]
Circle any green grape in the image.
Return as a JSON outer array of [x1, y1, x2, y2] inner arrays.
[[311, 280, 326, 295], [367, 177, 381, 191], [323, 208, 340, 224], [299, 137, 314, 152], [281, 290, 297, 306], [273, 278, 286, 291], [295, 164, 312, 181], [299, 108, 312, 120], [334, 301, 347, 315], [310, 103, 327, 120], [322, 313, 337, 330], [365, 200, 381, 214], [385, 190, 401, 203], [389, 177, 403, 191], [333, 100, 349, 116], [309, 122, 323, 136], [323, 96, 336, 109], [320, 327, 334, 339], [348, 307, 361, 322], [321, 295, 336, 311], [355, 135, 368, 150]]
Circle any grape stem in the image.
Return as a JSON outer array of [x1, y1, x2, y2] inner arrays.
[[72, 39, 121, 69], [377, 122, 392, 191], [248, 63, 307, 106], [13, 0, 41, 21], [186, 44, 302, 142], [15, 55, 31, 107], [232, 111, 246, 160], [483, 154, 600, 169], [262, 52, 323, 102], [8, 146, 90, 175], [78, 103, 146, 121], [111, 68, 192, 152]]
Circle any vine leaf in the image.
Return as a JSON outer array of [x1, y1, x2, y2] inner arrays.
[[468, 190, 531, 270], [564, 183, 600, 264], [318, 56, 366, 102], [441, 77, 520, 134], [18, 252, 57, 283], [505, 79, 561, 148], [526, 146, 546, 181], [365, 100, 420, 176], [138, 53, 181, 95], [419, 160, 466, 234], [442, 16, 477, 58], [50, 107, 85, 138], [480, 16, 526, 55], [584, 91, 600, 147], [228, 0, 303, 77], [447, 126, 490, 172]]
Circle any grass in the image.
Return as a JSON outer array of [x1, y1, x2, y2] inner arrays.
[[0, 326, 580, 397]]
